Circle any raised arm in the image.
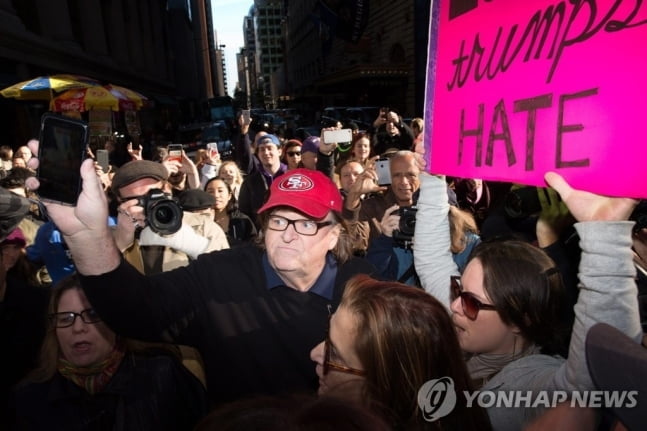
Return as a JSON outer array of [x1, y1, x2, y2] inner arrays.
[[413, 173, 459, 306], [39, 158, 121, 275], [544, 172, 641, 391]]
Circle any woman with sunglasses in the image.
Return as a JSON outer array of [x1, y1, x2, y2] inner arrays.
[[282, 139, 303, 170], [10, 274, 207, 430], [310, 274, 492, 430], [413, 161, 641, 430]]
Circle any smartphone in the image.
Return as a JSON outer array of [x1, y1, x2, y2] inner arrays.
[[375, 157, 391, 185], [37, 113, 89, 205], [241, 109, 251, 125], [323, 128, 352, 144], [96, 149, 110, 172], [168, 143, 183, 163]]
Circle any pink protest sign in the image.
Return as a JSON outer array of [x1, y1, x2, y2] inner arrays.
[[425, 0, 647, 198]]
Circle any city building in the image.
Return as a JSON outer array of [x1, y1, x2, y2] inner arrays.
[[236, 0, 430, 117], [0, 0, 221, 148], [252, 0, 284, 109]]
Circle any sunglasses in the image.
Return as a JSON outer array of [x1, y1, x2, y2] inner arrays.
[[450, 276, 496, 321], [286, 151, 301, 157]]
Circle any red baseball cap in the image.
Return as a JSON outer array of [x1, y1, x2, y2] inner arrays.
[[258, 168, 342, 219]]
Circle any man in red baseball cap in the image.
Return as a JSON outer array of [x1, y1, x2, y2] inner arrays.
[[38, 161, 376, 407]]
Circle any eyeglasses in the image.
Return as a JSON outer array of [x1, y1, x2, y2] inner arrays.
[[286, 151, 301, 157], [324, 333, 366, 376], [266, 215, 334, 236], [50, 308, 102, 328], [450, 276, 496, 321]]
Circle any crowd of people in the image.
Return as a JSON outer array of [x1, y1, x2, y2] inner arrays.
[[0, 107, 645, 430]]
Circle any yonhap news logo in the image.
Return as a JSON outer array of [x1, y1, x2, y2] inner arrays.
[[417, 377, 457, 422], [417, 377, 638, 422]]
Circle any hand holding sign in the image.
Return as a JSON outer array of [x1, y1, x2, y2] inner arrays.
[[544, 172, 638, 223], [427, 0, 647, 198]]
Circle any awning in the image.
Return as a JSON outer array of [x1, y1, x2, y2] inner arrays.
[[315, 64, 409, 88]]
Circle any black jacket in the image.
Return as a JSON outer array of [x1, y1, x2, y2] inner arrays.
[[10, 352, 207, 430], [79, 245, 375, 407], [0, 278, 49, 425], [238, 167, 286, 225]]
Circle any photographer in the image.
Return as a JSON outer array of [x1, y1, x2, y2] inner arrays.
[[346, 151, 478, 284], [343, 150, 420, 256], [371, 109, 414, 156], [111, 160, 228, 275]]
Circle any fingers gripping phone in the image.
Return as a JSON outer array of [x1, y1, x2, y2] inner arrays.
[[168, 144, 183, 163], [37, 113, 89, 205], [323, 128, 352, 144], [375, 157, 391, 186], [241, 109, 251, 125]]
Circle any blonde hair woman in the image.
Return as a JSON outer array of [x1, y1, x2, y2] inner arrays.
[[217, 160, 244, 201]]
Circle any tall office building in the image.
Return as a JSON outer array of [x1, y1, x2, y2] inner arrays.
[[242, 7, 259, 106], [253, 0, 284, 108]]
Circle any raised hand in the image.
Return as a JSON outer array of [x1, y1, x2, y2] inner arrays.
[[375, 204, 401, 237], [25, 140, 121, 274], [319, 127, 338, 155], [127, 142, 143, 161], [535, 187, 574, 247], [344, 161, 388, 211], [544, 172, 638, 222]]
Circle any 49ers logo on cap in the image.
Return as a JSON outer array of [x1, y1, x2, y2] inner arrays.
[[277, 174, 314, 191]]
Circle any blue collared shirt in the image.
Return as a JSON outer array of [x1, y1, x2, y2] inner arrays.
[[262, 251, 338, 300]]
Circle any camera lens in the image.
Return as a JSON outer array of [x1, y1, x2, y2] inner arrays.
[[148, 199, 183, 235], [154, 205, 175, 225], [397, 206, 417, 237]]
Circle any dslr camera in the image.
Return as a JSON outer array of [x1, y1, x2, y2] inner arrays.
[[137, 188, 183, 235], [392, 205, 417, 249]]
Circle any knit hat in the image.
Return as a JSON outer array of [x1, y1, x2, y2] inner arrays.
[[301, 136, 320, 154], [178, 189, 216, 211], [257, 168, 342, 219], [1, 227, 26, 247], [111, 160, 169, 192]]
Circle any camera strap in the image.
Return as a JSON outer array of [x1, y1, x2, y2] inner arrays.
[[398, 262, 419, 286]]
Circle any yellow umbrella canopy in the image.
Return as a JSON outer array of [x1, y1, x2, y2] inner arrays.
[[0, 74, 100, 100], [106, 84, 148, 109], [50, 86, 146, 112]]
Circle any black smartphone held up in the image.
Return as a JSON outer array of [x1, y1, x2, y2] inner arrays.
[[37, 113, 89, 205], [375, 157, 391, 186]]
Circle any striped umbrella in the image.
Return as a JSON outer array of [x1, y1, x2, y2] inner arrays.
[[0, 74, 100, 100], [106, 84, 148, 109]]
